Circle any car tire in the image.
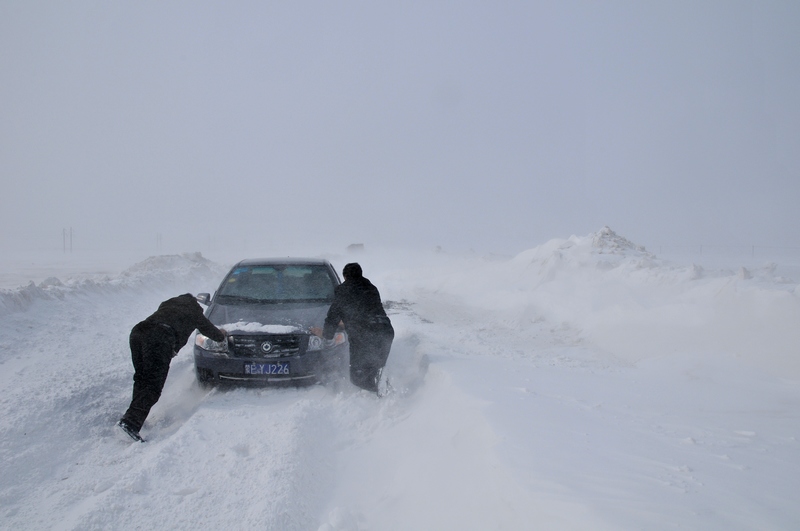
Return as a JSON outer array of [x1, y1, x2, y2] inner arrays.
[[196, 368, 215, 389]]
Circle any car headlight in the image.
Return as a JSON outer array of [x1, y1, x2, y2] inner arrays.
[[195, 333, 228, 354], [307, 331, 347, 352]]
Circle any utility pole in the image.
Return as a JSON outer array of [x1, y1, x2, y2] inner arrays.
[[63, 228, 73, 253]]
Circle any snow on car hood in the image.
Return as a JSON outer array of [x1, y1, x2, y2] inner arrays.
[[220, 322, 301, 334], [207, 301, 329, 332]]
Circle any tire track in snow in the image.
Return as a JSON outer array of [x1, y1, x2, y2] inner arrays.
[[61, 386, 341, 531]]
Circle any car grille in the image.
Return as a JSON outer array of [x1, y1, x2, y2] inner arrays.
[[231, 335, 302, 358]]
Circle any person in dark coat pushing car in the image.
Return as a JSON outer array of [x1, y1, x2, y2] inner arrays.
[[319, 263, 394, 395], [117, 294, 226, 442]]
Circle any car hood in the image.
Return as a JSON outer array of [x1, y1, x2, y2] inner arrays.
[[207, 301, 330, 334]]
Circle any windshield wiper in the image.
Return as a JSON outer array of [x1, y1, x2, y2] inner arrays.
[[217, 295, 262, 304], [219, 295, 332, 304]]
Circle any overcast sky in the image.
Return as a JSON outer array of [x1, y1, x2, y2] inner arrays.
[[2, 1, 798, 258]]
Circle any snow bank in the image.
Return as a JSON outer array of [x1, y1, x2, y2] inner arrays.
[[118, 252, 228, 284], [0, 252, 228, 316], [383, 227, 800, 378]]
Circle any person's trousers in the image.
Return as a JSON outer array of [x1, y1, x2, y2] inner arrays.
[[121, 322, 174, 432], [349, 324, 394, 393]]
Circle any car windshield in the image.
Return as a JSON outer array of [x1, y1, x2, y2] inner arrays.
[[217, 264, 336, 303]]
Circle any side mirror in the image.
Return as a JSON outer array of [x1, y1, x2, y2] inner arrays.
[[196, 293, 211, 305]]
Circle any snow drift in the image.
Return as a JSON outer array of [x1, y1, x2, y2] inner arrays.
[[0, 252, 227, 316]]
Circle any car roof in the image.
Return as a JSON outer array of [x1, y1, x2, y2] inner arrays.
[[234, 257, 332, 267]]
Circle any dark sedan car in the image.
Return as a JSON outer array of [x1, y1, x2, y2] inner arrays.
[[193, 258, 348, 385]]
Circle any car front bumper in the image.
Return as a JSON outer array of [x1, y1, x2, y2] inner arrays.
[[193, 342, 348, 385]]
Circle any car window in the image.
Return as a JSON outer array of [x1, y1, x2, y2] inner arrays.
[[219, 265, 335, 302]]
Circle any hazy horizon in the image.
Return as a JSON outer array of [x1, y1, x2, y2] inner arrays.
[[3, 2, 799, 259]]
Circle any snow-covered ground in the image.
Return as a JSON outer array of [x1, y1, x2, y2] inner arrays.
[[1, 228, 798, 530]]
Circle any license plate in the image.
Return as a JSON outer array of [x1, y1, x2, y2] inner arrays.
[[244, 362, 290, 375]]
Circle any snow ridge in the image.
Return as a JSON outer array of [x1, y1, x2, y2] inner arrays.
[[591, 225, 651, 255], [0, 252, 228, 316]]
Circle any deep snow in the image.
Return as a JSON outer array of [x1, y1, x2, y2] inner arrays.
[[1, 228, 798, 530]]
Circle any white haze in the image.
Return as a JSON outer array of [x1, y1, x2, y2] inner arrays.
[[1, 228, 799, 529], [2, 2, 800, 259]]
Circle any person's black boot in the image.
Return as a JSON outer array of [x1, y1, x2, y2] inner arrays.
[[117, 420, 145, 442]]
